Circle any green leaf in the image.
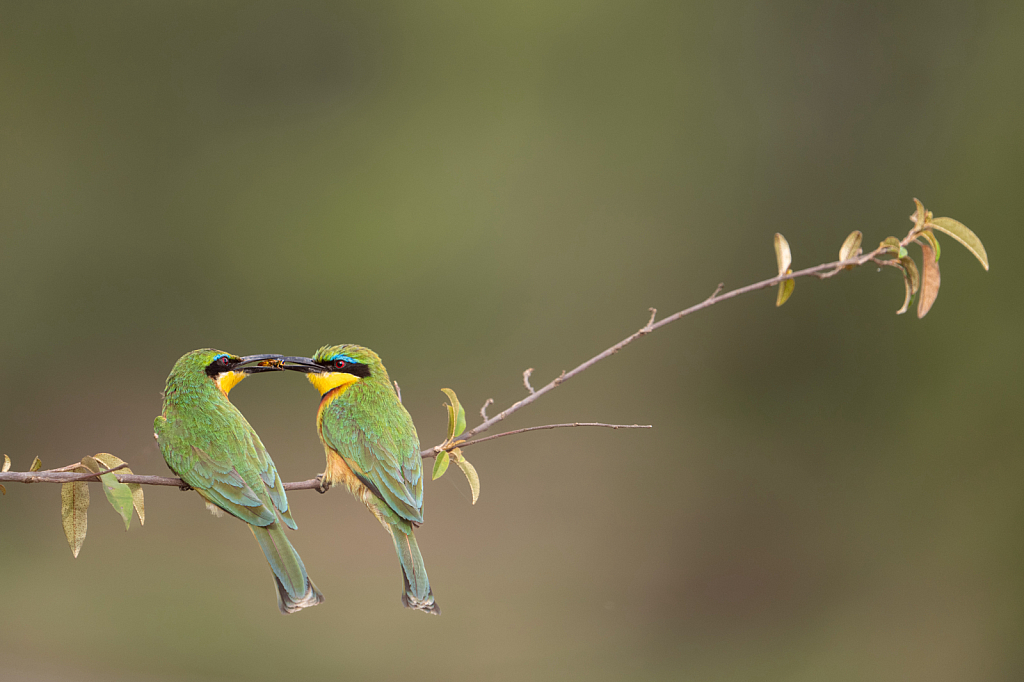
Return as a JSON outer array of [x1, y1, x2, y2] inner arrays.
[[776, 270, 795, 307], [911, 197, 927, 227], [80, 455, 102, 474], [432, 450, 450, 480], [93, 453, 143, 525], [880, 236, 901, 253], [917, 239, 941, 318], [81, 454, 135, 529], [99, 473, 133, 530], [773, 233, 791, 275], [61, 480, 89, 558], [838, 230, 863, 261], [451, 449, 480, 504], [898, 246, 908, 259], [29, 457, 42, 472], [440, 388, 466, 440], [914, 229, 941, 261], [927, 217, 989, 271], [2, 455, 9, 473]]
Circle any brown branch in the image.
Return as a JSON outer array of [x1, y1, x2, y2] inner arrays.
[[0, 468, 173, 486], [417, 235, 911, 458]]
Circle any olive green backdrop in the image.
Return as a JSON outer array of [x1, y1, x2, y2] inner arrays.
[[0, 2, 1020, 680]]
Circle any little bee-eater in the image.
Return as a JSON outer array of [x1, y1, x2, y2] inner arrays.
[[282, 345, 440, 614], [155, 349, 324, 614]]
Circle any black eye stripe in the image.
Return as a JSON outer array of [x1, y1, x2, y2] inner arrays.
[[325, 359, 371, 378], [204, 355, 237, 376]]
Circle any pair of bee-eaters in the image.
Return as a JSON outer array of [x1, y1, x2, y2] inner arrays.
[[154, 345, 439, 615]]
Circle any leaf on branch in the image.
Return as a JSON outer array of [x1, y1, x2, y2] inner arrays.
[[29, 456, 42, 472], [61, 480, 90, 558], [776, 271, 794, 307], [839, 230, 863, 261], [917, 240, 941, 318], [440, 388, 466, 441], [99, 472, 133, 530], [451, 448, 480, 504], [895, 258, 920, 315], [81, 455, 135, 530], [914, 229, 941, 261], [774, 233, 792, 274], [880, 236, 902, 254], [927, 216, 989, 271], [93, 453, 144, 526], [911, 197, 928, 228], [900, 256, 920, 295], [2, 455, 9, 473], [432, 450, 450, 480]]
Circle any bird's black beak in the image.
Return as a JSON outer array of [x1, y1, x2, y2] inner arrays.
[[276, 356, 323, 374], [235, 354, 287, 374]]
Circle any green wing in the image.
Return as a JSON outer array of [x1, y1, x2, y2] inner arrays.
[[320, 406, 424, 524], [244, 426, 297, 530], [156, 414, 294, 528]]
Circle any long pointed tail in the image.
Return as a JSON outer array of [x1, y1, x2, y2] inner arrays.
[[390, 523, 440, 615], [250, 523, 325, 614]]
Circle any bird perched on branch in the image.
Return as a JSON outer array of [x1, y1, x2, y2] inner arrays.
[[282, 345, 440, 614], [155, 349, 324, 614]]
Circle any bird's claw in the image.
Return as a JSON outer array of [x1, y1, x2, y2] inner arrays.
[[178, 482, 193, 492], [315, 474, 330, 494]]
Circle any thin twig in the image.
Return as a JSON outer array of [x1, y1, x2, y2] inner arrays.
[[522, 368, 535, 394], [422, 423, 652, 458], [479, 398, 494, 421]]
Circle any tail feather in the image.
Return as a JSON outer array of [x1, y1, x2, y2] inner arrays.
[[391, 524, 440, 615], [250, 523, 325, 614]]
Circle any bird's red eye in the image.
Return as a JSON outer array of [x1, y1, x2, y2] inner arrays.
[[218, 356, 231, 366], [333, 359, 347, 370]]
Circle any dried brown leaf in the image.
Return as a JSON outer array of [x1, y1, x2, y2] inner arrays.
[[917, 241, 941, 318]]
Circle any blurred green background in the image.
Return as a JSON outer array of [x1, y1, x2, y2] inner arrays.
[[0, 1, 1020, 680]]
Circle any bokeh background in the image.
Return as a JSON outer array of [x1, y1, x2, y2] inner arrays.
[[0, 2, 1021, 680]]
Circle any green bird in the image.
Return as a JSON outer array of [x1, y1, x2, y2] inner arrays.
[[155, 348, 325, 614], [281, 345, 440, 614]]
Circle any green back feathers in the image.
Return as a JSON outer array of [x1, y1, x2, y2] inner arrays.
[[157, 348, 295, 529], [314, 345, 424, 522]]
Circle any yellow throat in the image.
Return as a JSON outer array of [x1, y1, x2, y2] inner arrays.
[[215, 370, 247, 396], [307, 371, 360, 397]]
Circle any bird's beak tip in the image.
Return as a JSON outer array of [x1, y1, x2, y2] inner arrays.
[[236, 354, 286, 374]]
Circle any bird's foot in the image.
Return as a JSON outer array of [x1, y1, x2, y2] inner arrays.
[[178, 482, 193, 491], [315, 474, 331, 494]]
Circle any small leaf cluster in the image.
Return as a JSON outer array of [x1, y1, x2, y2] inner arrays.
[[431, 389, 481, 504], [774, 199, 988, 318], [60, 454, 145, 558]]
